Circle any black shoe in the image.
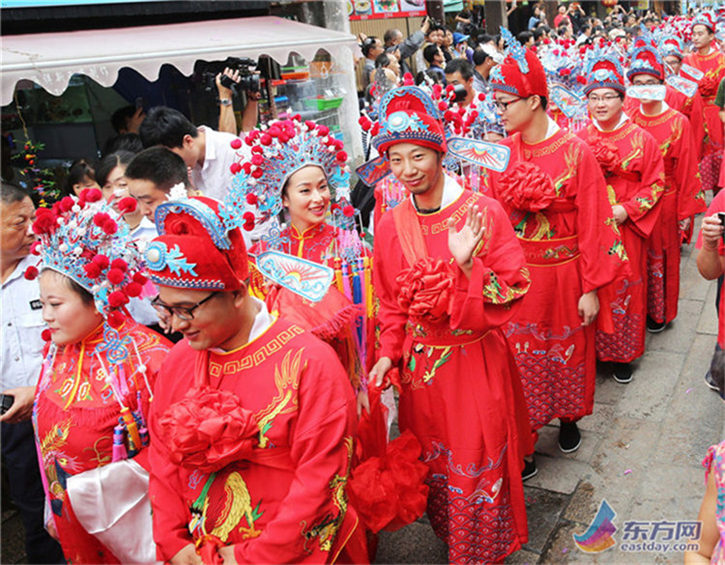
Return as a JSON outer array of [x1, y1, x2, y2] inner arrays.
[[646, 316, 667, 333], [558, 421, 582, 453], [522, 458, 538, 481], [612, 362, 633, 384], [705, 370, 720, 392]]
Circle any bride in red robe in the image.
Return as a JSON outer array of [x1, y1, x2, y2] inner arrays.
[[27, 189, 170, 564], [235, 121, 374, 399]]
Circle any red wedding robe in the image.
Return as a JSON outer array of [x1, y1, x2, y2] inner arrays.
[[250, 223, 373, 389], [624, 85, 706, 160], [33, 320, 170, 564], [482, 128, 625, 430], [148, 318, 364, 564], [683, 49, 725, 192], [254, 223, 339, 262], [374, 183, 533, 563], [630, 105, 707, 325], [579, 120, 665, 363]]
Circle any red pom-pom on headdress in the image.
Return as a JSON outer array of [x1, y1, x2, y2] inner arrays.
[[108, 290, 129, 308], [82, 188, 103, 203], [117, 197, 137, 214], [107, 268, 125, 285]]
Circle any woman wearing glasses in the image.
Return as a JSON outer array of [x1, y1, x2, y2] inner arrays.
[[30, 188, 170, 563]]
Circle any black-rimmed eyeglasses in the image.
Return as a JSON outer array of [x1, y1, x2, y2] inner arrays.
[[493, 97, 523, 112], [151, 292, 219, 321]]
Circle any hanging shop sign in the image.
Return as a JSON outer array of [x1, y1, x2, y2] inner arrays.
[[348, 0, 426, 21]]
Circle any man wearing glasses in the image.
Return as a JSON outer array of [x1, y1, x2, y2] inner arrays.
[[144, 196, 364, 564], [484, 44, 625, 477], [578, 56, 664, 386]]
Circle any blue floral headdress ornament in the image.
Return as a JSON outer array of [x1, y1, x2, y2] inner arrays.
[[225, 116, 351, 228], [500, 27, 529, 73], [26, 188, 147, 328]]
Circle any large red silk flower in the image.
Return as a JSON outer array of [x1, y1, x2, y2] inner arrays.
[[497, 161, 556, 212], [587, 136, 620, 174], [158, 386, 259, 472], [347, 430, 430, 533], [396, 257, 455, 323], [699, 74, 718, 98]]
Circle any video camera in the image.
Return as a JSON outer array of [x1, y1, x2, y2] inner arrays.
[[450, 84, 468, 104], [202, 57, 261, 94]]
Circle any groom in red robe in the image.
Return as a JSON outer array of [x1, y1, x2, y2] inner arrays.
[[484, 44, 625, 467], [683, 11, 725, 193], [578, 56, 665, 383], [144, 196, 365, 564], [627, 45, 706, 333], [369, 86, 534, 564]]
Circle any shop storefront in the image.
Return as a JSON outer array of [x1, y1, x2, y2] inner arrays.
[[2, 15, 363, 184]]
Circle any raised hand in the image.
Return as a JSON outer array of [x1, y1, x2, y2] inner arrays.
[[448, 204, 484, 278]]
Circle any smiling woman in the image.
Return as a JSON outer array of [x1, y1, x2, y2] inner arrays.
[[238, 117, 375, 403], [281, 165, 331, 233]]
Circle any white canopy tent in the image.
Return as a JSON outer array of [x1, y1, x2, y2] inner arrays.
[[1, 15, 363, 158]]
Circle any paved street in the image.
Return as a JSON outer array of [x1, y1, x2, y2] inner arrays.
[[375, 219, 724, 564], [2, 221, 723, 564]]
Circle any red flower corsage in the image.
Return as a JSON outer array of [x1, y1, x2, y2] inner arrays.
[[396, 257, 455, 323], [497, 161, 557, 212], [159, 387, 259, 472]]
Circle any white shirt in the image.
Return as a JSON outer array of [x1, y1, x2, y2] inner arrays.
[[127, 218, 160, 326], [593, 111, 629, 132], [638, 101, 670, 116], [1, 255, 46, 389], [130, 216, 157, 243], [411, 173, 464, 212], [191, 126, 256, 244], [247, 297, 274, 342], [190, 126, 249, 201], [544, 116, 561, 139]]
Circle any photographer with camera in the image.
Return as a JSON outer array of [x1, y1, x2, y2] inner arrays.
[[214, 63, 262, 136], [383, 16, 431, 77], [444, 59, 476, 108]]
